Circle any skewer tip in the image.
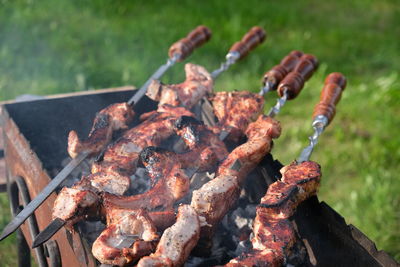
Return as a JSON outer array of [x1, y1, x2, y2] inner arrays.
[[31, 218, 66, 248]]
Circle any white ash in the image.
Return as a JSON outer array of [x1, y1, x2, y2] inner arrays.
[[76, 220, 105, 246], [126, 167, 151, 195]]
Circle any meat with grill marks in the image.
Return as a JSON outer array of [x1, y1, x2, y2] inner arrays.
[[102, 147, 190, 211], [52, 185, 100, 227], [137, 205, 200, 267], [174, 116, 228, 172], [211, 91, 265, 142], [147, 63, 213, 110], [217, 115, 281, 183], [92, 209, 159, 266], [92, 105, 195, 176], [68, 102, 135, 158], [190, 115, 281, 253], [225, 161, 321, 267]]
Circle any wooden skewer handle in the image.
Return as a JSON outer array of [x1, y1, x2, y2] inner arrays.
[[299, 54, 319, 79], [277, 54, 318, 100], [168, 25, 212, 61], [229, 26, 266, 60], [313, 72, 347, 124], [262, 50, 304, 89]]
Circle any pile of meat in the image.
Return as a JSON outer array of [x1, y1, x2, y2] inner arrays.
[[52, 63, 322, 266]]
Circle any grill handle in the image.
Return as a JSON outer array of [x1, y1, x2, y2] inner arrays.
[[313, 72, 347, 124], [168, 25, 212, 61], [262, 50, 304, 90], [229, 26, 266, 60], [277, 54, 319, 100]]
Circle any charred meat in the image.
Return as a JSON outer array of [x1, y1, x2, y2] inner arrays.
[[147, 63, 213, 110], [226, 161, 321, 266], [68, 102, 135, 158], [211, 91, 264, 141]]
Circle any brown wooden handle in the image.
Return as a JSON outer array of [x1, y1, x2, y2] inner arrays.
[[313, 72, 347, 124], [262, 50, 304, 90], [229, 26, 266, 59], [300, 53, 319, 67], [168, 25, 212, 61], [277, 57, 317, 100]]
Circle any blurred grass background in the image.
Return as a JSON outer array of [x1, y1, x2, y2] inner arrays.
[[0, 0, 399, 265]]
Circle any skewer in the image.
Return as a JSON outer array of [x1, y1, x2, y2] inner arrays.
[[0, 25, 212, 242], [211, 26, 266, 79], [267, 54, 319, 117], [297, 72, 347, 162], [31, 27, 267, 248], [215, 53, 317, 140], [202, 27, 267, 127]]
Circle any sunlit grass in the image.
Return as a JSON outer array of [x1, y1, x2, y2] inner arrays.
[[0, 0, 399, 264]]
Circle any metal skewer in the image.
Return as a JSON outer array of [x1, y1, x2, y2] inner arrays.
[[0, 25, 212, 242], [31, 26, 267, 248], [298, 72, 347, 162], [211, 26, 266, 79], [214, 53, 318, 140]]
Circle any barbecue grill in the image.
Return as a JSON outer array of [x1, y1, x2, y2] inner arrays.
[[0, 87, 397, 266]]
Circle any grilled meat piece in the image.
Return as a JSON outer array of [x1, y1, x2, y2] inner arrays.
[[211, 91, 265, 141], [257, 161, 321, 220], [174, 116, 228, 172], [226, 161, 321, 266], [92, 209, 159, 266], [102, 147, 190, 211], [224, 249, 284, 267], [191, 174, 240, 244], [52, 186, 99, 227], [79, 170, 131, 196], [104, 206, 176, 231], [147, 63, 213, 109], [92, 105, 195, 175], [191, 115, 281, 252], [217, 115, 281, 183], [68, 102, 134, 158], [137, 205, 200, 267]]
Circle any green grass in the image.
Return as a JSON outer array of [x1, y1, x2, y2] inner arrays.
[[0, 0, 399, 265]]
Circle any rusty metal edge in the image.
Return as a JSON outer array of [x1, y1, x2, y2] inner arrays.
[[0, 86, 136, 105]]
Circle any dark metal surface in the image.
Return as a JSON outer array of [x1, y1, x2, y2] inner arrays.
[[32, 218, 66, 249], [9, 177, 48, 267], [45, 240, 61, 267]]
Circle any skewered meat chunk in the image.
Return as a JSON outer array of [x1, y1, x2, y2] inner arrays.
[[137, 205, 200, 267], [92, 105, 195, 175], [191, 174, 240, 245], [79, 170, 131, 196], [102, 147, 190, 211], [190, 115, 281, 252], [174, 116, 228, 172], [211, 91, 265, 141], [68, 102, 135, 158], [224, 249, 284, 267], [217, 115, 281, 183], [104, 206, 176, 231], [226, 161, 321, 266], [52, 187, 99, 228], [147, 63, 213, 109], [92, 209, 159, 266]]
